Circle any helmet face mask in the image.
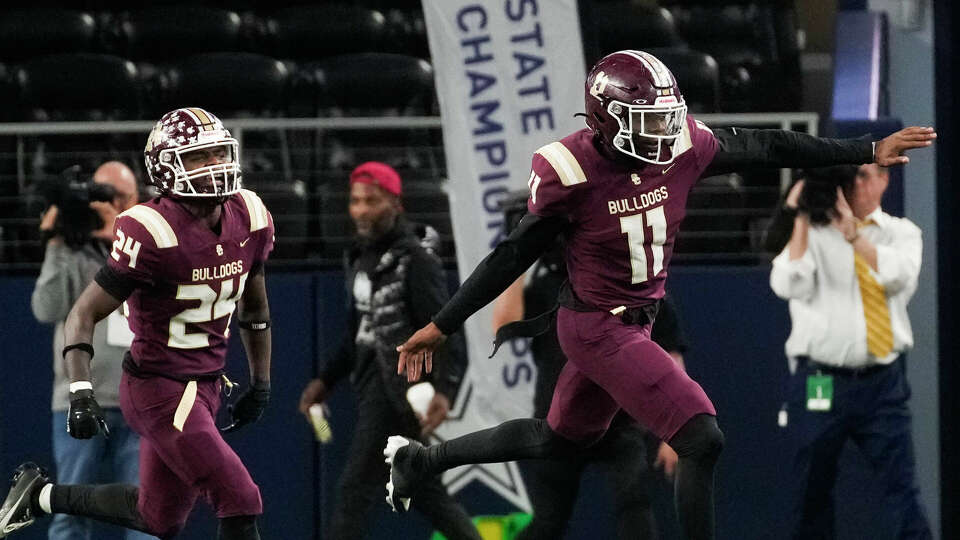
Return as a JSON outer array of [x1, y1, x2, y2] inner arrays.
[[165, 140, 240, 197], [144, 108, 242, 199], [584, 50, 688, 165], [607, 97, 687, 164]]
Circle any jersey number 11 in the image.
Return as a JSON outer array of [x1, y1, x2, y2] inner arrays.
[[620, 206, 667, 284]]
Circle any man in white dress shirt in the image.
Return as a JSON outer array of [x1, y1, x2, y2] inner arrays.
[[770, 163, 931, 539]]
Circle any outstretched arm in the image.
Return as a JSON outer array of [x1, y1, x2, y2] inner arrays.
[[703, 126, 935, 177], [397, 213, 568, 382]]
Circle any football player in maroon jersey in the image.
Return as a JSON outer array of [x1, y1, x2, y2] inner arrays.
[[1, 108, 274, 540], [384, 51, 935, 540]]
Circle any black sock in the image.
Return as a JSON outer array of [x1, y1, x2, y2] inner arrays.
[[421, 418, 581, 474], [668, 414, 724, 540], [218, 515, 261, 540], [50, 484, 151, 534]]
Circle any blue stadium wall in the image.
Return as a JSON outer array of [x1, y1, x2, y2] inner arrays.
[[0, 268, 917, 540]]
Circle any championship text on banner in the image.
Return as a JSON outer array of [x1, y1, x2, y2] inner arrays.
[[422, 0, 586, 510]]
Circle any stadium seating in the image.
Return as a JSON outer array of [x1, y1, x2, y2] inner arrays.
[[14, 53, 142, 120], [299, 52, 437, 170], [113, 6, 249, 62], [668, 4, 803, 112], [0, 9, 100, 63], [162, 52, 292, 116], [592, 2, 683, 54], [264, 5, 389, 60], [645, 47, 721, 113]]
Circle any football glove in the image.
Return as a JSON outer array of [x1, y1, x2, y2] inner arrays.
[[221, 382, 270, 433], [67, 389, 110, 439]]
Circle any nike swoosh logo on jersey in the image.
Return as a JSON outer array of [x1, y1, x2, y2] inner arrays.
[[240, 237, 250, 247], [662, 163, 676, 175]]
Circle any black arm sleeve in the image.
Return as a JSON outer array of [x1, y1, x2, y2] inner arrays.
[[406, 248, 465, 399], [762, 200, 800, 255], [432, 213, 569, 335], [93, 265, 141, 302], [703, 127, 874, 177], [319, 305, 357, 389]]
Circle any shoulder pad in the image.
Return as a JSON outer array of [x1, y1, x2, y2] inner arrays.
[[238, 189, 269, 232], [119, 205, 178, 248], [535, 141, 587, 187]]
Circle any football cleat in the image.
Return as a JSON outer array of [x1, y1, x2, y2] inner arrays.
[[383, 436, 426, 514], [0, 463, 48, 538]]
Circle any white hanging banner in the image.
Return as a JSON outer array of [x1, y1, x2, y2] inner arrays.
[[422, 0, 586, 511]]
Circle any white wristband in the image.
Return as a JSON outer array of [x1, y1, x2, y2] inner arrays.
[[871, 141, 877, 161], [69, 381, 93, 393]]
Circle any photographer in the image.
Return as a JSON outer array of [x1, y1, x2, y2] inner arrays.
[[768, 164, 931, 538], [30, 161, 149, 540]]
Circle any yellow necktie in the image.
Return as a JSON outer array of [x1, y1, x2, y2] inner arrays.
[[854, 220, 893, 358]]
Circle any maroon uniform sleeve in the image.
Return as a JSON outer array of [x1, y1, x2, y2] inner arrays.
[[258, 210, 275, 263], [106, 211, 170, 286], [236, 189, 275, 267], [688, 115, 719, 173], [526, 141, 587, 219]]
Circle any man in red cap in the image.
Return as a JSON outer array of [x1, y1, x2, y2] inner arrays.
[[298, 162, 478, 539]]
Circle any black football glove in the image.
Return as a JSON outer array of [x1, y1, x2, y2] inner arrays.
[[221, 382, 270, 433], [67, 389, 110, 439]]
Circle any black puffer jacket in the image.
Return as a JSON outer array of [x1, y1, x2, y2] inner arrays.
[[319, 218, 465, 413]]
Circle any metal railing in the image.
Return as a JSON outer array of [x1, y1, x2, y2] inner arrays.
[[0, 113, 818, 272]]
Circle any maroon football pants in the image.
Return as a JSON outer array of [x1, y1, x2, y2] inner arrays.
[[119, 373, 262, 538], [548, 307, 716, 444]]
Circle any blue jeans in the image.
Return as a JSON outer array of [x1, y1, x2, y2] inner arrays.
[[50, 409, 155, 540]]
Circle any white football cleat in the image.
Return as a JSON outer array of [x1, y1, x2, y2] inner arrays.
[[383, 435, 426, 514]]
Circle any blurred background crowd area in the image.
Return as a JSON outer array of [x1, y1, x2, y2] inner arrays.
[[0, 0, 834, 270]]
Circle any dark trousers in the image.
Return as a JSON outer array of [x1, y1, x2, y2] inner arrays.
[[517, 414, 668, 540], [786, 357, 931, 540], [327, 366, 480, 540]]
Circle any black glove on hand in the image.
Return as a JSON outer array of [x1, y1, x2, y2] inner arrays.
[[221, 382, 270, 433], [67, 389, 110, 439]]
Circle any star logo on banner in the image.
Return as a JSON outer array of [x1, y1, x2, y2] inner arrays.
[[432, 383, 532, 512]]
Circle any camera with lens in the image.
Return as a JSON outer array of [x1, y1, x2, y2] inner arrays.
[[39, 165, 116, 248], [797, 164, 858, 225]]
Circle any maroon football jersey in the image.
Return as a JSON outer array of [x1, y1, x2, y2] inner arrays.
[[107, 190, 275, 376], [527, 115, 717, 310]]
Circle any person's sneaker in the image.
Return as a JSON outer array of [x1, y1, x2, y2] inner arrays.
[[0, 463, 48, 538], [383, 436, 426, 513]]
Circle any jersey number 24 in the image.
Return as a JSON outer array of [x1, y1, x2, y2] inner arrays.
[[170, 274, 249, 349]]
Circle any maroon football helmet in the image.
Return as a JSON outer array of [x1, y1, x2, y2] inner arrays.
[[143, 107, 241, 198], [584, 50, 687, 165]]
